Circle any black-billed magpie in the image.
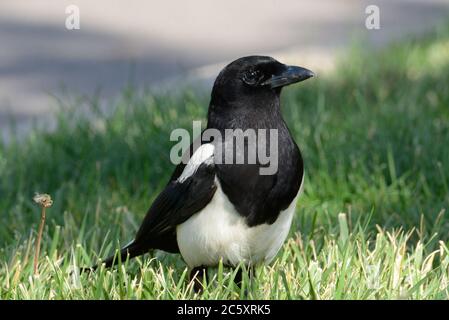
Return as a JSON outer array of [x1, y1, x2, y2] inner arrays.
[[91, 56, 314, 285]]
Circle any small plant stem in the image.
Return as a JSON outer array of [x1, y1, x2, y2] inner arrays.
[[34, 206, 46, 275]]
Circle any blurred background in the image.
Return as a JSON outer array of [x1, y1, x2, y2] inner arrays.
[[1, 0, 449, 140]]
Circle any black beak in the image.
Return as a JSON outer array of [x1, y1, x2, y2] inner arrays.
[[263, 65, 315, 89]]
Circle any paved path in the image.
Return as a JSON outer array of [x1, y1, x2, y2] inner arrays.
[[1, 0, 448, 140]]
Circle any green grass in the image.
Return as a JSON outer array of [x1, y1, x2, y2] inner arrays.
[[1, 23, 449, 299]]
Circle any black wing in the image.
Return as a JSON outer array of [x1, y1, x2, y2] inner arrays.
[[133, 161, 216, 253], [90, 142, 216, 270]]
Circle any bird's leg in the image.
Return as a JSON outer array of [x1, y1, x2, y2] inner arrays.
[[234, 268, 243, 286], [190, 266, 208, 293], [233, 265, 254, 289]]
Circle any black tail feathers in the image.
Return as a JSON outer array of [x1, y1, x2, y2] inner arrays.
[[81, 241, 145, 273]]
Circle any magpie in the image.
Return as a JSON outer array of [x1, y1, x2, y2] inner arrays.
[[90, 56, 314, 287]]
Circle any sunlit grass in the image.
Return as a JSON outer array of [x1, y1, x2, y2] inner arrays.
[[2, 214, 449, 299]]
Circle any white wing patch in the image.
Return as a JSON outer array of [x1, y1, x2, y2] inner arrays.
[[177, 143, 215, 183]]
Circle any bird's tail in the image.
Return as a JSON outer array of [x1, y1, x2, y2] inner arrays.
[[82, 241, 145, 272]]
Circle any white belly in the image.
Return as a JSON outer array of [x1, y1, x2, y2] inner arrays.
[[176, 180, 301, 268]]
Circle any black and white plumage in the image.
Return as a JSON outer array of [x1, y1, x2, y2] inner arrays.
[[94, 56, 314, 274]]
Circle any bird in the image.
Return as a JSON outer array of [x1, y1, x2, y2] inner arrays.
[[87, 56, 314, 289]]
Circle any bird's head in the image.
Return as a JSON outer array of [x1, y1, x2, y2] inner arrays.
[[210, 56, 314, 107]]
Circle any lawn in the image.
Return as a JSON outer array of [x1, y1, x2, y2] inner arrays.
[[1, 22, 449, 299]]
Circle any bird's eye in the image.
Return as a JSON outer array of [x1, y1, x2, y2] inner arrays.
[[242, 69, 262, 86]]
